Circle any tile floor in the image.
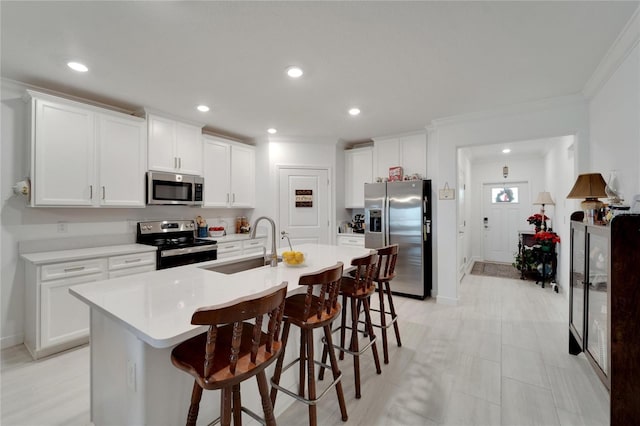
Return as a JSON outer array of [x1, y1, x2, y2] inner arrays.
[[1, 273, 609, 425]]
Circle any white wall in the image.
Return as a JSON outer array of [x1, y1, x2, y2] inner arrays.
[[429, 96, 590, 305], [588, 43, 640, 200]]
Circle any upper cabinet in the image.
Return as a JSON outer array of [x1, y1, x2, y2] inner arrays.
[[26, 90, 146, 207], [345, 146, 373, 208], [202, 135, 255, 208], [372, 133, 427, 180], [147, 113, 202, 176]]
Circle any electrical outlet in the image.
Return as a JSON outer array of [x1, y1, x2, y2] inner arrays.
[[57, 222, 67, 233], [127, 360, 136, 391]]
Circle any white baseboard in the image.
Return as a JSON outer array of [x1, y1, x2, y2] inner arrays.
[[1, 333, 24, 350], [436, 295, 458, 306]]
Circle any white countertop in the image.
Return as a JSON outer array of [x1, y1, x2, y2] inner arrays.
[[70, 243, 372, 349], [21, 244, 157, 264]]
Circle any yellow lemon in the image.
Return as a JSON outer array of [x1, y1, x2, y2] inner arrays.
[[294, 252, 304, 262]]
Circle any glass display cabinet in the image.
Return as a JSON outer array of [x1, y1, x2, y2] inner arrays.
[[568, 212, 640, 424]]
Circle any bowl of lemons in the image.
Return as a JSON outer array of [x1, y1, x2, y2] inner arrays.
[[282, 250, 306, 267]]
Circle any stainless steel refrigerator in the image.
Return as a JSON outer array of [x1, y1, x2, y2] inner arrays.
[[364, 180, 432, 299]]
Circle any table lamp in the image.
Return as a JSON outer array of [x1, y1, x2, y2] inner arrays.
[[533, 192, 555, 230], [567, 173, 608, 224]]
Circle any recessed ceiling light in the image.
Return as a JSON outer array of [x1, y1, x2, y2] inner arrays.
[[286, 66, 303, 78], [67, 62, 88, 72], [502, 148, 511, 154], [348, 108, 361, 116], [196, 105, 210, 112], [267, 128, 277, 134]]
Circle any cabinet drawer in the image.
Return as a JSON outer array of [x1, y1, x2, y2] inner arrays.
[[108, 252, 156, 271], [243, 238, 266, 253], [337, 236, 365, 247], [108, 264, 156, 279], [216, 242, 242, 259], [41, 258, 107, 281]]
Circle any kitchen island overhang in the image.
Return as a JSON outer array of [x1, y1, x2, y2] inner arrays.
[[70, 243, 372, 425]]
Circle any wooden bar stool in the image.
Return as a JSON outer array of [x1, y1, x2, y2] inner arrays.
[[319, 252, 382, 399], [270, 263, 348, 426], [371, 244, 401, 364], [171, 281, 288, 426]]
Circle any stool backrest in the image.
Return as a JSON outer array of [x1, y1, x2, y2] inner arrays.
[[376, 244, 399, 282], [298, 262, 344, 322], [190, 281, 288, 377], [350, 252, 379, 293]]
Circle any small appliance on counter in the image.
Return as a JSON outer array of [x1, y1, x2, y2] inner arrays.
[[352, 214, 365, 233]]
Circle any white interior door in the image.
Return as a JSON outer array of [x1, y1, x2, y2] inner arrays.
[[278, 167, 330, 247], [483, 181, 530, 263]]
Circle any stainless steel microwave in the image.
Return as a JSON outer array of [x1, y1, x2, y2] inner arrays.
[[146, 171, 203, 206]]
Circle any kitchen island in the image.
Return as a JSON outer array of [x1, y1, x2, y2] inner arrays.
[[70, 243, 372, 426]]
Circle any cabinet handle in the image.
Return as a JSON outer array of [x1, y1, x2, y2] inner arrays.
[[125, 258, 142, 263], [64, 266, 85, 272], [89, 185, 93, 199], [102, 186, 106, 200], [178, 157, 182, 169], [232, 193, 236, 203], [227, 193, 230, 203], [174, 157, 177, 169]]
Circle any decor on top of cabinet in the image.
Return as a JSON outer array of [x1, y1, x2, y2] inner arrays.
[[533, 192, 555, 231], [567, 173, 608, 225], [533, 231, 560, 251], [526, 213, 549, 232], [388, 166, 403, 182]]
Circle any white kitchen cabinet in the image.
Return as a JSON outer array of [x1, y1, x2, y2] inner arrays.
[[26, 90, 146, 207], [25, 257, 108, 359], [336, 234, 365, 247], [345, 146, 373, 208], [23, 245, 157, 359], [214, 236, 266, 259], [202, 135, 255, 208], [243, 237, 267, 255], [97, 113, 147, 207], [372, 133, 427, 180], [147, 113, 203, 175], [216, 241, 243, 259]]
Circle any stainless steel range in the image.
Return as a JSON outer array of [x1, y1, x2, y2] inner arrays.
[[136, 220, 217, 269]]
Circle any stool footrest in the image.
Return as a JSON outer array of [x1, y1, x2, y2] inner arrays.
[[321, 333, 377, 357], [205, 406, 267, 426], [270, 358, 343, 406]]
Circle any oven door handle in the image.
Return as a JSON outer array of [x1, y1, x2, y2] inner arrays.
[[160, 245, 218, 257]]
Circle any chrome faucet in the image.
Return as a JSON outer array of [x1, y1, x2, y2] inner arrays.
[[250, 216, 278, 267]]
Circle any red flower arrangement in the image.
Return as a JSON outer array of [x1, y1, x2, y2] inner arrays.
[[527, 213, 549, 232], [533, 231, 560, 244]]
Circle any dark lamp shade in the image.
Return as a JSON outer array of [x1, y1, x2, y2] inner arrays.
[[567, 173, 607, 199]]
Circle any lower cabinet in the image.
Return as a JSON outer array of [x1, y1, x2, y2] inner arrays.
[[24, 248, 156, 359], [216, 237, 267, 259]]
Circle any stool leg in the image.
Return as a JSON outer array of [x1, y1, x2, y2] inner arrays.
[[221, 387, 232, 426], [318, 339, 328, 381], [339, 295, 347, 360], [299, 329, 307, 397], [270, 320, 291, 406], [386, 282, 402, 347], [232, 384, 242, 426], [256, 370, 276, 426], [323, 324, 348, 421], [186, 380, 203, 426], [350, 297, 361, 398], [306, 329, 317, 426], [362, 297, 382, 375], [377, 281, 389, 364]]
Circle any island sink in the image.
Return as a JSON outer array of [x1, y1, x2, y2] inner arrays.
[[202, 256, 282, 275]]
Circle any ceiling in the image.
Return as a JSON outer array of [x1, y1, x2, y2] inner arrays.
[[1, 1, 638, 143]]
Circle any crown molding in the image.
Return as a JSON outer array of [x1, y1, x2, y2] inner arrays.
[[429, 93, 586, 129], [583, 6, 640, 99]]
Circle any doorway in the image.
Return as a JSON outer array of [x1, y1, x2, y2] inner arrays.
[[277, 167, 331, 247], [482, 181, 530, 263]]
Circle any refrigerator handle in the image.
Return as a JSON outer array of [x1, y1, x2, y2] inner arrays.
[[385, 195, 390, 246]]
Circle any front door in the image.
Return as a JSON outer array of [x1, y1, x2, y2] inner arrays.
[[278, 167, 330, 248], [483, 181, 530, 263]]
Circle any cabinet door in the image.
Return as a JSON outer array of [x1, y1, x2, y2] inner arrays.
[[373, 138, 400, 180], [175, 122, 203, 175], [34, 99, 95, 206], [243, 237, 266, 254], [586, 230, 609, 375], [203, 138, 231, 207], [216, 242, 243, 259], [147, 114, 176, 172], [345, 147, 373, 208], [40, 271, 106, 348], [230, 144, 255, 207], [570, 224, 586, 341], [97, 114, 146, 207]]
